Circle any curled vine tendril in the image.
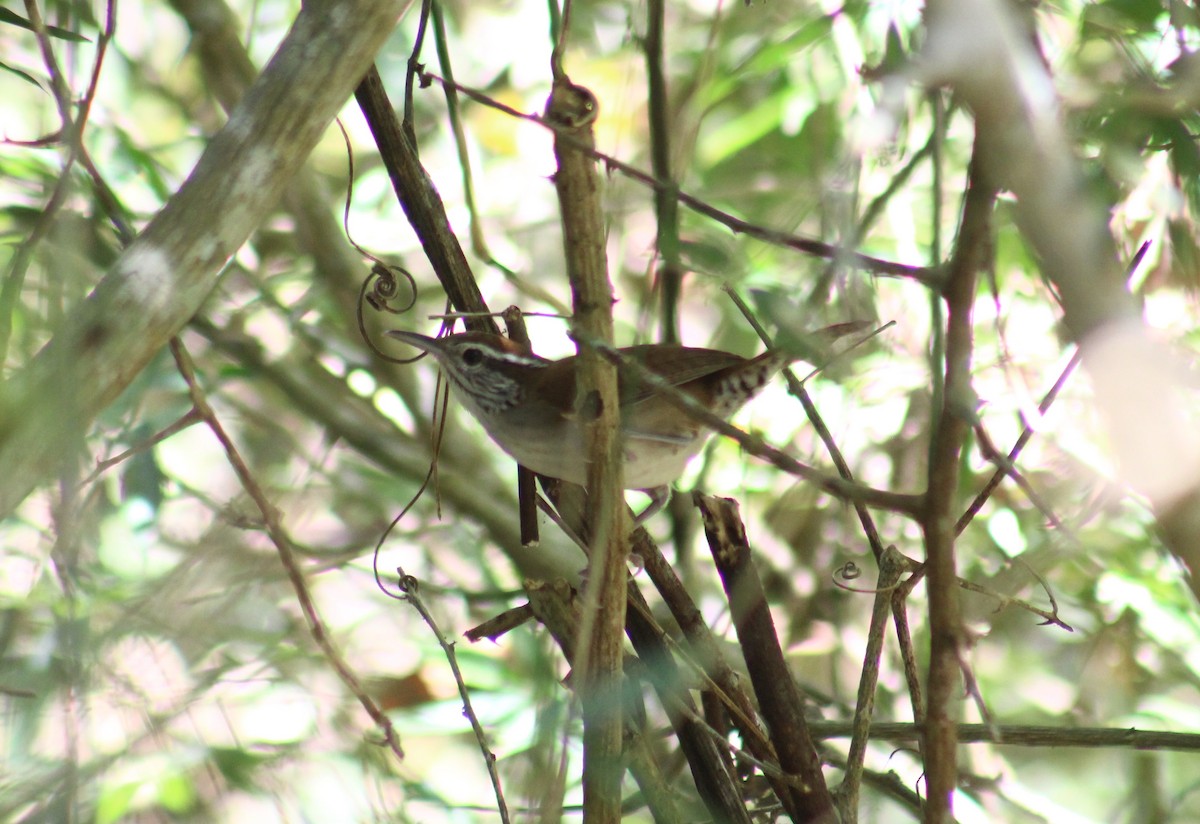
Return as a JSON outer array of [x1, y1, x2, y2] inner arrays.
[[831, 560, 906, 595], [357, 263, 422, 363], [365, 261, 417, 314], [334, 117, 422, 363]]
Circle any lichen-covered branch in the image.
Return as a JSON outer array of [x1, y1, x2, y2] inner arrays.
[[0, 0, 410, 519]]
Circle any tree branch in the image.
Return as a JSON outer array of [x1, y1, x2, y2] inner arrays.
[[0, 0, 410, 519], [546, 76, 628, 822], [920, 138, 996, 821], [920, 0, 1200, 599]]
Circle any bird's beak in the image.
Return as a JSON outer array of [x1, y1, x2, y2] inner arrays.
[[385, 330, 440, 353]]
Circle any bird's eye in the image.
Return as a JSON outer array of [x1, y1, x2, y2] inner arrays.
[[462, 347, 484, 367]]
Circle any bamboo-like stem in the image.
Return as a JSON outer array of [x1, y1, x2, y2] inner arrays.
[[546, 76, 628, 823]]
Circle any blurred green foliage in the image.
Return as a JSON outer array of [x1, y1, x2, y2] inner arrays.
[[2, 0, 1199, 822]]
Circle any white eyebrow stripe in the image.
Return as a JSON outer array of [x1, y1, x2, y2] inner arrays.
[[465, 349, 550, 368]]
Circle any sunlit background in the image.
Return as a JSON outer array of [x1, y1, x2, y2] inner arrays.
[[3, 0, 1200, 821]]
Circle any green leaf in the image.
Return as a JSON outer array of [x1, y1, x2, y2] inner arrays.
[[1167, 220, 1200, 291], [0, 60, 46, 91], [1099, 0, 1167, 30], [211, 747, 272, 791], [0, 8, 91, 43], [112, 125, 174, 202], [156, 772, 197, 813], [679, 235, 744, 280], [94, 781, 139, 824]]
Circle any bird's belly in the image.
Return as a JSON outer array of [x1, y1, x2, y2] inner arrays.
[[500, 435, 590, 486], [621, 437, 706, 488], [484, 416, 708, 490]]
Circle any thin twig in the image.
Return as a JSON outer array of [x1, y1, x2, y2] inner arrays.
[[397, 571, 510, 823], [169, 337, 405, 762], [418, 70, 939, 284], [838, 546, 908, 820], [956, 350, 1081, 535], [403, 0, 433, 136], [0, 0, 116, 361], [81, 408, 203, 486], [891, 571, 926, 725], [971, 421, 1074, 539], [724, 285, 888, 562], [807, 721, 1200, 752], [643, 0, 682, 343]]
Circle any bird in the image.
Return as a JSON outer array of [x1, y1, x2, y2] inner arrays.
[[387, 329, 799, 521]]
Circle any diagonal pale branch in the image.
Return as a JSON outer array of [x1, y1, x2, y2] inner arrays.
[[920, 0, 1200, 600], [0, 0, 410, 520], [170, 338, 405, 762]]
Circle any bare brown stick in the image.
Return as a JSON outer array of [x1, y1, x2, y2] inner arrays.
[[169, 338, 404, 761], [920, 139, 997, 819], [82, 408, 203, 486], [955, 351, 1080, 535], [500, 306, 541, 547], [971, 421, 1072, 536], [954, 572, 1072, 632], [463, 603, 535, 643], [353, 66, 495, 334], [695, 493, 836, 823], [892, 571, 926, 726]]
